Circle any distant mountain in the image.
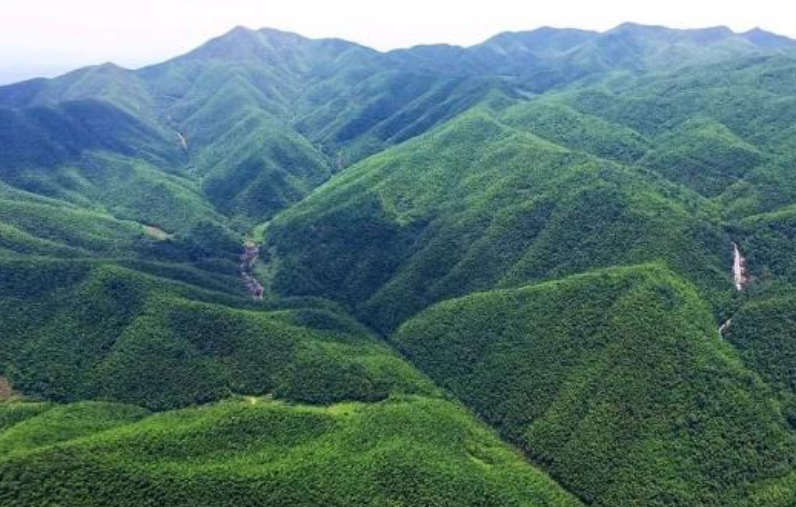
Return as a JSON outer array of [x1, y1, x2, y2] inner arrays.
[[0, 23, 792, 229]]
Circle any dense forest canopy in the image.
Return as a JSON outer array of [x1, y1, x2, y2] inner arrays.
[[2, 22, 796, 507]]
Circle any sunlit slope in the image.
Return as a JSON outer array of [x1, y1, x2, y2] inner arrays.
[[1, 23, 796, 507], [0, 397, 585, 507], [0, 98, 231, 242], [722, 293, 796, 424], [394, 264, 796, 507], [5, 25, 788, 227], [0, 27, 511, 225], [266, 106, 730, 331], [559, 56, 796, 216], [0, 257, 432, 410]]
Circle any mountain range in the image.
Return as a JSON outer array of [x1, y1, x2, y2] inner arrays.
[[2, 23, 796, 507]]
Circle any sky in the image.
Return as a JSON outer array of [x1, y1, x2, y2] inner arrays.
[[0, 0, 794, 84]]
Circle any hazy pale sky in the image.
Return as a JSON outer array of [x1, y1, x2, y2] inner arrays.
[[1, 0, 794, 84]]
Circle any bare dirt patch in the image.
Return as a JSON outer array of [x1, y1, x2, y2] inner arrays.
[[240, 241, 264, 300], [143, 225, 174, 241]]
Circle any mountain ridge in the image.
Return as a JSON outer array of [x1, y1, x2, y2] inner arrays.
[[3, 23, 795, 92], [3, 20, 796, 507]]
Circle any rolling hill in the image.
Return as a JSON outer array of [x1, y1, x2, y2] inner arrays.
[[0, 397, 584, 507]]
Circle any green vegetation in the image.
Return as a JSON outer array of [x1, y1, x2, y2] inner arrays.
[[267, 105, 730, 332], [723, 295, 796, 425], [394, 265, 796, 507], [0, 397, 584, 507], [737, 206, 796, 285], [2, 22, 796, 507], [0, 258, 433, 410]]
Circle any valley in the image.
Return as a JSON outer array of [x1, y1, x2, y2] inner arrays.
[[2, 21, 796, 507]]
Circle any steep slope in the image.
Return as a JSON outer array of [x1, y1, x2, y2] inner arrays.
[[3, 23, 796, 507], [394, 265, 796, 507], [4, 24, 791, 225], [453, 24, 796, 92], [722, 293, 796, 425], [0, 99, 175, 172], [0, 27, 511, 225], [562, 55, 796, 216], [0, 257, 432, 410], [266, 105, 729, 331], [261, 50, 796, 333], [0, 63, 157, 121], [0, 97, 232, 250], [735, 205, 796, 287], [636, 118, 766, 197]]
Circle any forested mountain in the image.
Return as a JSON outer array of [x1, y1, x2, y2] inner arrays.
[[2, 23, 796, 507]]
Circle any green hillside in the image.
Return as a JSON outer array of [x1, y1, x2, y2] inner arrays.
[[0, 257, 433, 410], [723, 294, 796, 423], [0, 397, 585, 507], [394, 265, 796, 507], [266, 105, 730, 331], [3, 21, 796, 507]]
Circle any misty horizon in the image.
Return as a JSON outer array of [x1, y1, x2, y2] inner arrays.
[[2, 0, 795, 84], [1, 20, 793, 85]]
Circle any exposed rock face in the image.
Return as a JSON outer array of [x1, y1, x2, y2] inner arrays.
[[176, 131, 189, 151], [733, 242, 749, 291], [240, 241, 264, 300]]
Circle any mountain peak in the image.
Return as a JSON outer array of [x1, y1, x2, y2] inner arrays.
[[609, 22, 669, 33], [96, 61, 124, 71], [180, 24, 364, 64], [227, 24, 254, 34], [181, 25, 304, 62], [742, 27, 796, 48]]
